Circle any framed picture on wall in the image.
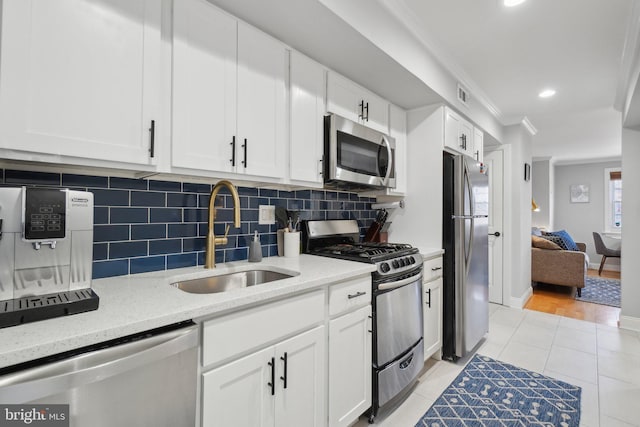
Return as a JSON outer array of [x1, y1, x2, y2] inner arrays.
[[570, 184, 590, 203]]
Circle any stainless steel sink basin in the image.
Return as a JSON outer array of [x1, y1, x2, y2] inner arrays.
[[171, 270, 298, 294]]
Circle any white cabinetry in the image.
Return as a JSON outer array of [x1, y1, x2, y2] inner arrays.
[[387, 104, 407, 196], [444, 107, 474, 158], [290, 51, 325, 186], [201, 291, 325, 427], [327, 72, 388, 134], [0, 0, 161, 168], [473, 127, 484, 164], [172, 0, 286, 179], [328, 278, 372, 427], [422, 256, 443, 360]]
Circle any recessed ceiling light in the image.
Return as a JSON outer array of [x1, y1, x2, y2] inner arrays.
[[538, 89, 556, 98], [504, 0, 526, 7]]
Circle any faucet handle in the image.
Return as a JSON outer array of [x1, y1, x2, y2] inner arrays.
[[223, 224, 230, 238]]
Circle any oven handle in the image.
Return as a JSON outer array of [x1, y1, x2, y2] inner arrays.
[[377, 272, 423, 291]]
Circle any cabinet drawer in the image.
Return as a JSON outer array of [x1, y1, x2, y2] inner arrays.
[[202, 290, 324, 367], [423, 257, 443, 282], [329, 277, 371, 317]]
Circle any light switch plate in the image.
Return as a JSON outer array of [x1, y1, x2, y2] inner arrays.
[[258, 205, 275, 225]]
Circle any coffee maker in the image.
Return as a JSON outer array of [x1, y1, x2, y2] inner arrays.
[[0, 187, 99, 328]]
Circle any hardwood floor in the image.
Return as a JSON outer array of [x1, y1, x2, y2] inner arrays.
[[524, 269, 621, 327]]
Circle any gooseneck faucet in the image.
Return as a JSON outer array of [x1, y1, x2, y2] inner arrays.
[[205, 180, 241, 269]]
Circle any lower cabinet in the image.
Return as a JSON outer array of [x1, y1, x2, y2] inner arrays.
[[423, 277, 443, 360], [328, 305, 372, 427], [202, 325, 326, 427]]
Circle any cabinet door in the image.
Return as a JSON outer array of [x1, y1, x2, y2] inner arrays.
[[326, 72, 362, 124], [202, 346, 275, 427], [329, 305, 372, 427], [363, 91, 389, 134], [423, 277, 443, 360], [473, 127, 484, 164], [237, 22, 286, 179], [444, 108, 464, 154], [0, 0, 161, 166], [172, 0, 237, 173], [290, 51, 324, 185], [275, 326, 326, 427], [459, 119, 474, 158], [388, 104, 407, 195]]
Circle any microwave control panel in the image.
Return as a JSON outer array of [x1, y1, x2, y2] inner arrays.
[[23, 188, 66, 240]]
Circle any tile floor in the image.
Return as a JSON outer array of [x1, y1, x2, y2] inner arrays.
[[354, 303, 640, 427]]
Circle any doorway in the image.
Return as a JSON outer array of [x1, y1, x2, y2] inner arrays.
[[485, 150, 504, 304]]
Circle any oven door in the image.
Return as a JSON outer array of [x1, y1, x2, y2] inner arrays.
[[374, 271, 423, 367], [325, 114, 395, 188]]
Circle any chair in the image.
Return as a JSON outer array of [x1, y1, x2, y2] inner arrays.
[[592, 232, 621, 275]]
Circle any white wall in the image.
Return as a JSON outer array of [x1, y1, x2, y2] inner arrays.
[[553, 161, 622, 269], [502, 124, 533, 306], [532, 159, 553, 230], [620, 128, 640, 330]]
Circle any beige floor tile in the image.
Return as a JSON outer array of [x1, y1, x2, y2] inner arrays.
[[485, 321, 518, 346], [545, 346, 598, 384], [599, 375, 640, 426], [560, 316, 597, 334], [476, 340, 505, 359], [498, 340, 550, 373], [599, 414, 639, 427], [511, 322, 557, 349], [413, 360, 464, 401], [523, 309, 562, 328], [352, 392, 435, 427], [490, 306, 526, 327], [554, 326, 597, 354], [598, 348, 640, 386], [597, 328, 640, 355]]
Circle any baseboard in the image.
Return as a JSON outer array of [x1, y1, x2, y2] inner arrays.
[[588, 262, 621, 272], [509, 286, 533, 309], [619, 315, 640, 332]]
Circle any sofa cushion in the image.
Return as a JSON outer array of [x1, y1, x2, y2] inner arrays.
[[543, 230, 579, 251], [532, 235, 562, 250]]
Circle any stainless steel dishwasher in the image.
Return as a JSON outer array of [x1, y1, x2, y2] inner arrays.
[[0, 321, 198, 427]]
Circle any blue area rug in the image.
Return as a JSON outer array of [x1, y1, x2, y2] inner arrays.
[[575, 276, 621, 307], [415, 354, 581, 427]]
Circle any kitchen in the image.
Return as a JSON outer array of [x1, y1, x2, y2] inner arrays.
[[0, 0, 638, 426]]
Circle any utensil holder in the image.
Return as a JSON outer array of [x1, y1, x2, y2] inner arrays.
[[283, 231, 300, 258], [277, 229, 285, 256]]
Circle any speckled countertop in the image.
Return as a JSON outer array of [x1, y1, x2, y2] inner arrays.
[[0, 255, 377, 370], [0, 248, 444, 370]]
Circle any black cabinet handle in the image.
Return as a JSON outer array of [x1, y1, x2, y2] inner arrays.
[[348, 291, 366, 299], [475, 150, 480, 161], [489, 232, 501, 237], [359, 100, 365, 120], [267, 357, 275, 396], [148, 120, 155, 158], [280, 352, 288, 389], [425, 288, 432, 308], [242, 138, 247, 168], [230, 136, 236, 166], [364, 102, 369, 121]]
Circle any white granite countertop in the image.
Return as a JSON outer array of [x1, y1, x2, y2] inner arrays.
[[0, 255, 375, 370], [418, 248, 445, 260]]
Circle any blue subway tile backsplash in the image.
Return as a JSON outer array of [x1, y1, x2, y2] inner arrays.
[[0, 169, 377, 279]]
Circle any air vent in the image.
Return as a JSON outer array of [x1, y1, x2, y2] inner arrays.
[[457, 83, 470, 106]]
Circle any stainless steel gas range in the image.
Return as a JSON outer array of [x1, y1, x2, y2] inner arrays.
[[303, 220, 424, 423]]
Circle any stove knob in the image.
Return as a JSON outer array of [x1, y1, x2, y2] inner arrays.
[[409, 257, 415, 265], [380, 262, 391, 273], [392, 260, 400, 269], [399, 258, 406, 267]]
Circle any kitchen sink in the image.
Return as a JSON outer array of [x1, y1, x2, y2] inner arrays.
[[171, 269, 298, 294]]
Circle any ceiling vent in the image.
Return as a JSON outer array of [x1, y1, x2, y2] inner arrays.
[[457, 83, 470, 107]]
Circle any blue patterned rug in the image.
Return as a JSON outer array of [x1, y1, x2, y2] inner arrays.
[[575, 276, 621, 307], [415, 354, 581, 427]]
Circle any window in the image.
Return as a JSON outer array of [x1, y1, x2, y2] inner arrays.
[[604, 168, 622, 232]]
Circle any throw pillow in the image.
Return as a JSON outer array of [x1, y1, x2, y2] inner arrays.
[[543, 230, 579, 251], [541, 234, 567, 250], [531, 235, 561, 250]]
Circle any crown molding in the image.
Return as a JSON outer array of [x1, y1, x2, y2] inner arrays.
[[379, 0, 504, 122]]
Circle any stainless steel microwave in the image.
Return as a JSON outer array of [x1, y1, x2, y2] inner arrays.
[[324, 114, 396, 190]]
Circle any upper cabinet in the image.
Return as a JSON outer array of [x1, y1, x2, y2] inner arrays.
[[289, 51, 325, 187], [473, 127, 484, 164], [388, 104, 407, 196], [172, 0, 286, 180], [327, 72, 388, 134], [0, 0, 162, 168], [444, 107, 474, 158]]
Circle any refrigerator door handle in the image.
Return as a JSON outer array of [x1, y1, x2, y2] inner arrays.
[[463, 163, 475, 276]]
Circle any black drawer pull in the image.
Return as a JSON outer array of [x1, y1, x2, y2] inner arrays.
[[148, 120, 155, 158], [348, 291, 366, 299], [230, 136, 236, 166], [425, 288, 432, 308], [242, 138, 247, 168], [280, 352, 288, 389], [267, 357, 275, 396]]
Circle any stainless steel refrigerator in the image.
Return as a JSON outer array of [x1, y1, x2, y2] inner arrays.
[[442, 153, 489, 360]]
